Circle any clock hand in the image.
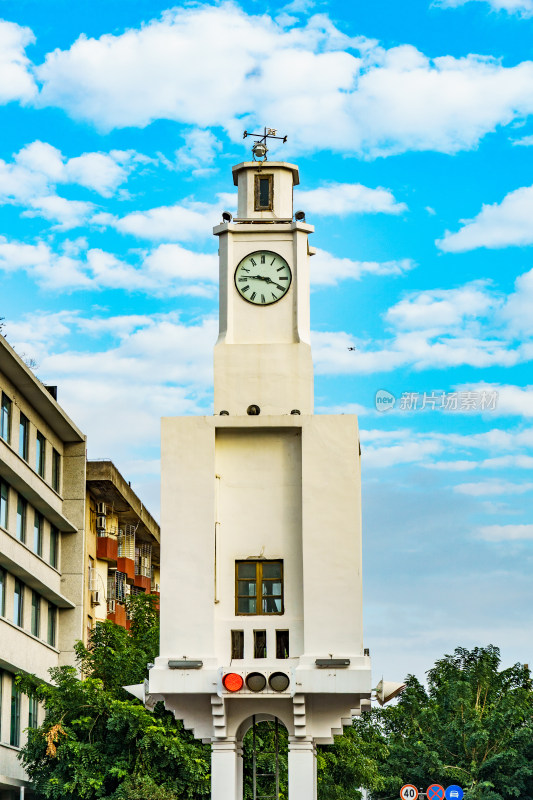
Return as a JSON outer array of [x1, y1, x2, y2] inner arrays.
[[263, 276, 285, 291], [248, 274, 285, 292]]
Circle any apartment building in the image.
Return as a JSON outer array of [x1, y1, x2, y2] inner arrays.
[[85, 460, 160, 634], [0, 336, 160, 799], [0, 334, 86, 797]]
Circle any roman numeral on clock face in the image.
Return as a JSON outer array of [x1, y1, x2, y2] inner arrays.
[[235, 251, 291, 304]]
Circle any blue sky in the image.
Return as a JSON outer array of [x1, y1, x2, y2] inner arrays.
[[1, 0, 532, 683]]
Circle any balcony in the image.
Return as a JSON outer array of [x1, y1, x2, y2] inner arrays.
[[133, 574, 151, 592], [107, 600, 126, 627], [117, 556, 135, 582], [97, 532, 118, 563]]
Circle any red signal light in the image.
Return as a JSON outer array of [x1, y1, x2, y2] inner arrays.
[[223, 673, 244, 692]]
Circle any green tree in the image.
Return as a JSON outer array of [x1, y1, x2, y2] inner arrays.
[[353, 645, 533, 800], [317, 722, 389, 800], [17, 595, 210, 800]]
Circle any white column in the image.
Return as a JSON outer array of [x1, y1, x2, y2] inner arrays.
[[236, 741, 243, 800], [288, 737, 317, 800], [211, 739, 241, 800]]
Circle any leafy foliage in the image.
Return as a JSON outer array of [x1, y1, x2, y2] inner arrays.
[[351, 645, 533, 800], [18, 623, 531, 800], [317, 722, 389, 800], [17, 595, 210, 800]]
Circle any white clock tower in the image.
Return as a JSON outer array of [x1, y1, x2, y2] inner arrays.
[[149, 141, 372, 800]]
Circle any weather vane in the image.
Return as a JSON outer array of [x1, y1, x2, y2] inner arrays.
[[243, 127, 287, 162]]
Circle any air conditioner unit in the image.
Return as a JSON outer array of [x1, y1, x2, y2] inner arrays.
[[97, 502, 107, 515], [96, 515, 107, 531], [88, 568, 98, 591], [107, 599, 116, 613], [91, 590, 101, 606]]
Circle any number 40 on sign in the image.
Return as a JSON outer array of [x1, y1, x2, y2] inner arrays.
[[400, 785, 419, 800]]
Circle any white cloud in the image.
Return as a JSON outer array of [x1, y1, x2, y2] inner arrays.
[[0, 21, 37, 104], [358, 424, 533, 474], [363, 438, 443, 468], [23, 195, 95, 230], [0, 237, 91, 289], [437, 185, 533, 252], [175, 129, 222, 173], [7, 312, 216, 467], [295, 182, 406, 215], [385, 282, 498, 329], [458, 383, 533, 417], [477, 524, 533, 541], [0, 235, 218, 295], [312, 267, 533, 375], [0, 140, 144, 228], [435, 0, 533, 16], [455, 479, 533, 495], [33, 5, 533, 157], [64, 151, 129, 196], [97, 200, 222, 242], [499, 267, 533, 336], [311, 249, 414, 286], [511, 134, 533, 146]]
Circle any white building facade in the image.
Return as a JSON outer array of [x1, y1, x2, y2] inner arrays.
[[150, 157, 372, 800], [0, 336, 86, 799]]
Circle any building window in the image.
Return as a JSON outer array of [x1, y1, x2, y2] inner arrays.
[[13, 579, 23, 627], [28, 695, 38, 729], [31, 591, 41, 637], [231, 630, 244, 660], [254, 173, 273, 211], [1, 393, 11, 443], [36, 431, 45, 477], [47, 603, 57, 647], [276, 630, 290, 659], [236, 560, 283, 615], [19, 413, 29, 461], [16, 495, 27, 542], [254, 630, 267, 658], [33, 510, 43, 556], [50, 526, 59, 568], [52, 449, 61, 492], [10, 679, 21, 747], [0, 569, 5, 616], [0, 480, 7, 529]]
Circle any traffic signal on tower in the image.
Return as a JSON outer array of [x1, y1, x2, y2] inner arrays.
[[222, 671, 290, 694]]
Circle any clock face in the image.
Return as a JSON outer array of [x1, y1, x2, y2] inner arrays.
[[234, 251, 292, 306]]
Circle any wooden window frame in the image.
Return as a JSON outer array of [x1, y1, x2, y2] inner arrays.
[[235, 560, 284, 616], [254, 173, 273, 211]]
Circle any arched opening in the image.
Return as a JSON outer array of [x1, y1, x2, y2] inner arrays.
[[242, 716, 288, 800]]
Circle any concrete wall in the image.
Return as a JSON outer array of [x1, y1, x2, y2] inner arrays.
[[160, 414, 363, 663]]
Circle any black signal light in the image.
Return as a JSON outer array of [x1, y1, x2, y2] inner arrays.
[[269, 672, 290, 692]]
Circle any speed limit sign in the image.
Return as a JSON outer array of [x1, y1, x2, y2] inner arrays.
[[400, 786, 419, 800]]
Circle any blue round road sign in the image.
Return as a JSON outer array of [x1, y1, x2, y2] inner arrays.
[[445, 787, 463, 800], [427, 785, 445, 800]]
